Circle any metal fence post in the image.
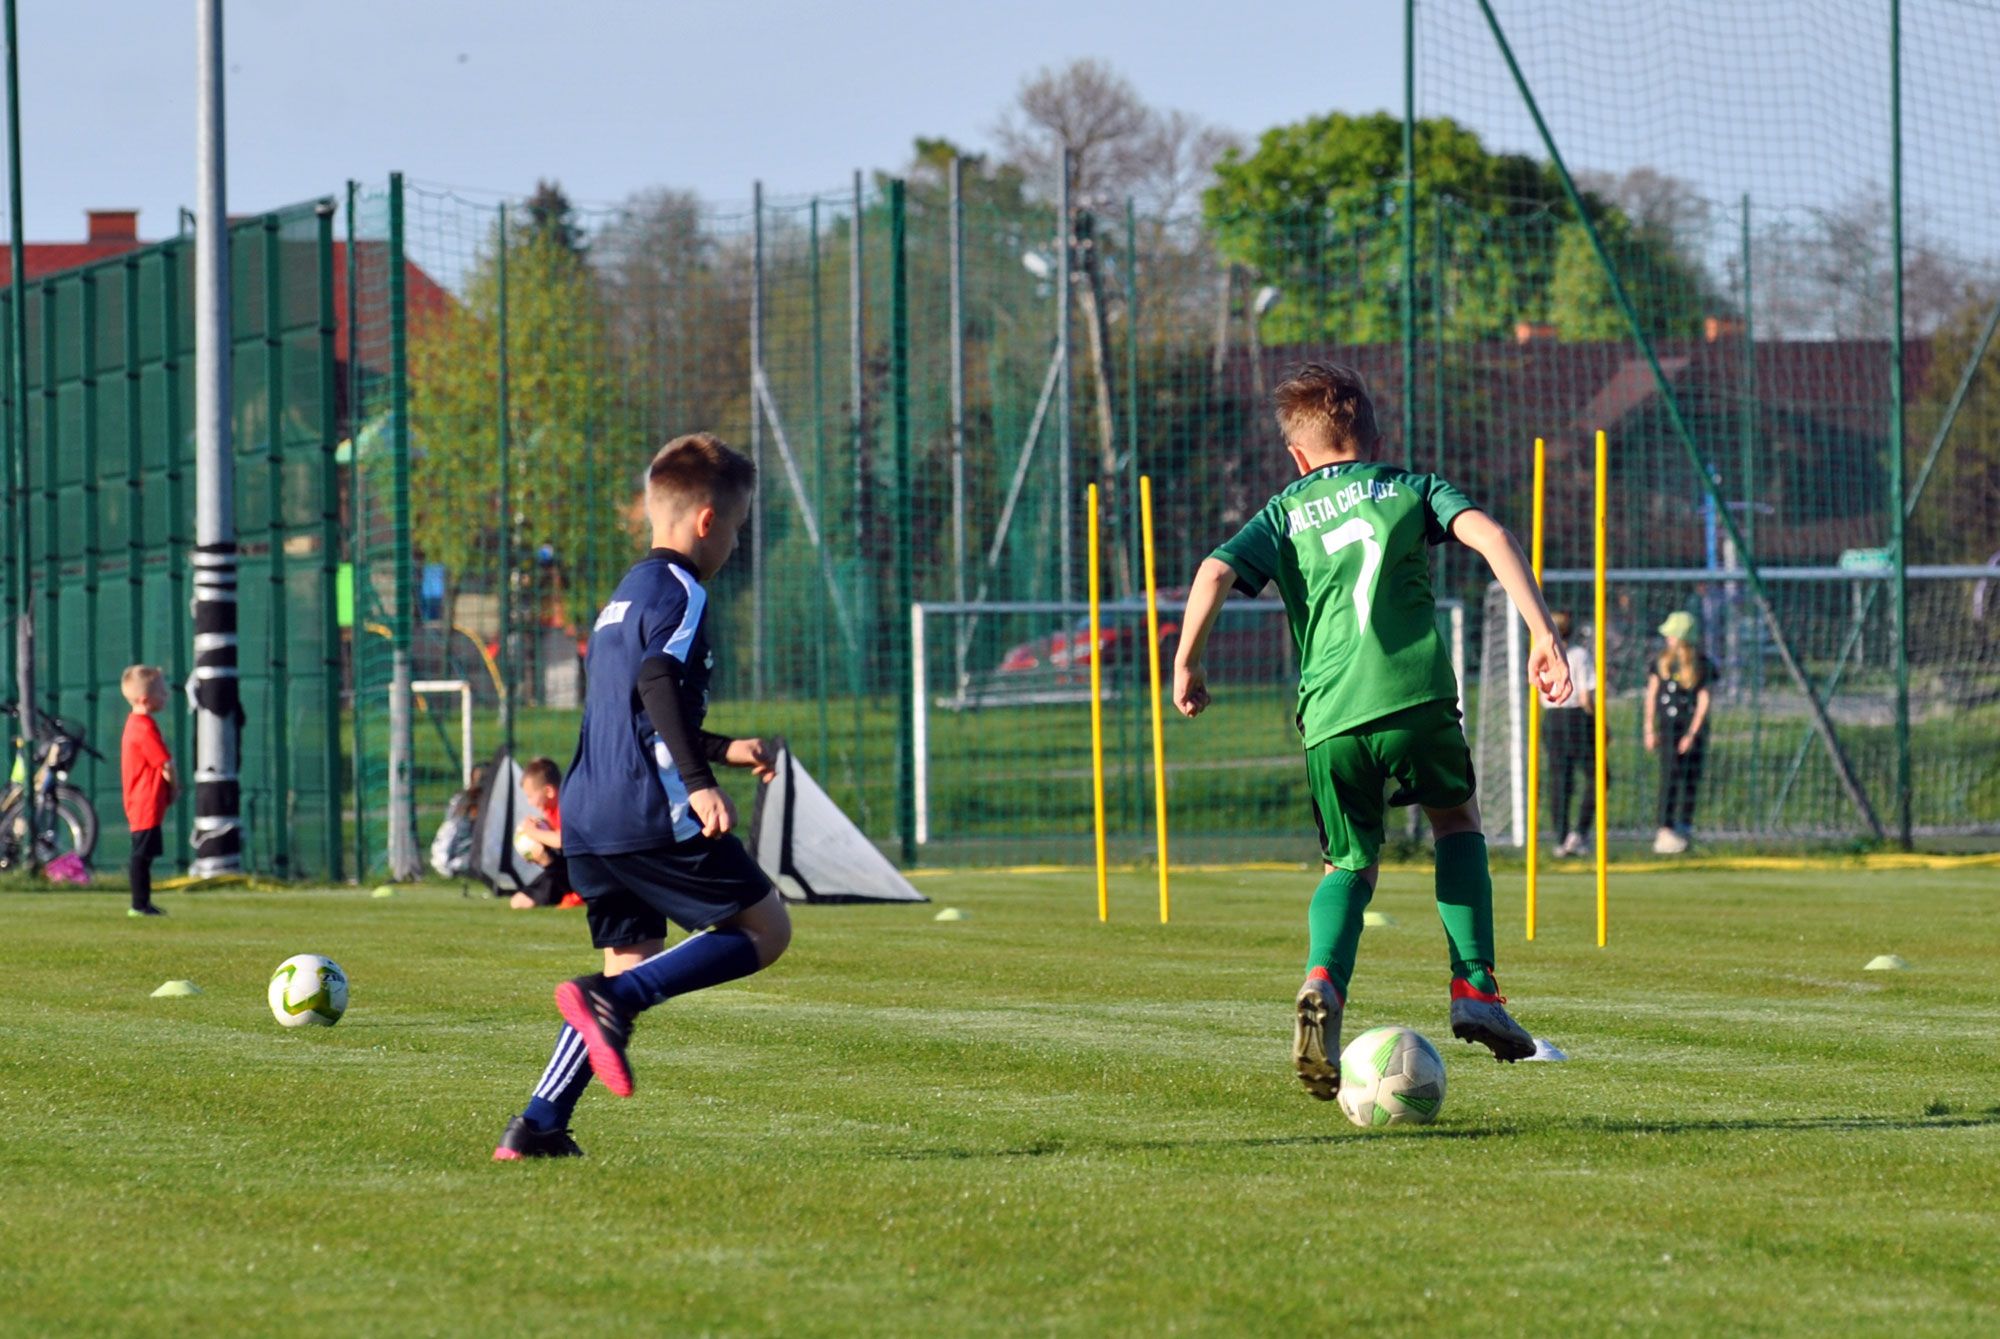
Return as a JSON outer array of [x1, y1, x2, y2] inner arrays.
[[751, 180, 766, 700], [1887, 0, 1912, 849], [1056, 149, 1074, 604], [4, 0, 30, 786], [262, 213, 291, 875], [890, 179, 916, 865], [385, 171, 417, 879], [810, 198, 831, 774], [1401, 0, 1418, 471], [496, 200, 514, 756], [315, 199, 344, 881]]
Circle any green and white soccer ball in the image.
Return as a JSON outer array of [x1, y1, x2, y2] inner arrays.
[[268, 954, 348, 1028], [1337, 1026, 1446, 1128]]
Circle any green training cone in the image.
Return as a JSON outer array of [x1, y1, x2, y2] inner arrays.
[[151, 980, 202, 997], [933, 907, 969, 922], [1863, 954, 1909, 971], [1362, 911, 1398, 927], [370, 886, 397, 899]]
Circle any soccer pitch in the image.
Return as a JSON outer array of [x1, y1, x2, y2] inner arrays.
[[3, 867, 1996, 1335]]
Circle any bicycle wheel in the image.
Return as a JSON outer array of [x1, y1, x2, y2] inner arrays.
[[0, 791, 26, 870], [29, 786, 98, 865]]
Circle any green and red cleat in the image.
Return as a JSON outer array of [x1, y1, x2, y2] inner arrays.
[[1449, 977, 1536, 1061], [1292, 967, 1344, 1101]]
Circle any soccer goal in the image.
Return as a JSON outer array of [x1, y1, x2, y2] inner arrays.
[[1475, 564, 2000, 846], [910, 597, 1464, 859], [411, 679, 476, 786]]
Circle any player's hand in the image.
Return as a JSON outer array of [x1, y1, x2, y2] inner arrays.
[[1644, 729, 1658, 753], [726, 737, 778, 783], [689, 785, 737, 837], [1530, 635, 1573, 706], [1676, 734, 1694, 756], [1173, 661, 1210, 718]]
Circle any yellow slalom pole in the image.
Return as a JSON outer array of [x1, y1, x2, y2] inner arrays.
[[1139, 475, 1170, 924], [1593, 429, 1610, 947], [1087, 484, 1110, 923], [1526, 437, 1545, 941]]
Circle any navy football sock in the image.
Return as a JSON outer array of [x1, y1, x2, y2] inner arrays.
[[522, 1023, 591, 1132], [603, 928, 761, 1013]]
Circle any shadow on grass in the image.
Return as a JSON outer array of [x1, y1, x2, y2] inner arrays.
[[882, 1108, 2000, 1161], [1563, 1110, 2000, 1137], [886, 1126, 1504, 1161]]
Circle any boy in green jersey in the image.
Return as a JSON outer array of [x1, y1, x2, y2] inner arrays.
[[1172, 363, 1572, 1099]]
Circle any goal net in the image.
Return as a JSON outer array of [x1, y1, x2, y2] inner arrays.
[[1476, 565, 2000, 845]]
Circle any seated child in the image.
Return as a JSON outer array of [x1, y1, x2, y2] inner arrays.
[[430, 762, 488, 879], [510, 756, 572, 909]]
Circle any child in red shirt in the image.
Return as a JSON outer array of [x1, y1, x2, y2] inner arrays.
[[510, 756, 573, 909], [119, 665, 176, 917]]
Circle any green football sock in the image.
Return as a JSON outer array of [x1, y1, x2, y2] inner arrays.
[[1307, 869, 1372, 1000], [1434, 832, 1497, 994]]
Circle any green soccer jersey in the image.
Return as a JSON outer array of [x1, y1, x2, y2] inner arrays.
[[1211, 461, 1476, 746]]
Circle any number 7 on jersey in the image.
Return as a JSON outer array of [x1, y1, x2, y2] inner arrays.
[[1321, 518, 1382, 629]]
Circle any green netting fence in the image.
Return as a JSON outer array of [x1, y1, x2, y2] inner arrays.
[[15, 0, 1992, 883], [0, 201, 344, 878]]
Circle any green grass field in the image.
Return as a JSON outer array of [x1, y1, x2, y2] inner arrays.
[[4, 865, 1997, 1335]]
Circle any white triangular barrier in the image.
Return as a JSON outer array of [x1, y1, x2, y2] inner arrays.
[[750, 741, 927, 904]]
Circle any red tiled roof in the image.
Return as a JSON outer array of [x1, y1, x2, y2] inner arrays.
[[0, 240, 148, 284]]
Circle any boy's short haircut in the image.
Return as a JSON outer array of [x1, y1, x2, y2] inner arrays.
[[120, 664, 164, 696], [522, 756, 562, 789], [1551, 610, 1573, 639], [1273, 363, 1381, 456], [646, 433, 757, 513]]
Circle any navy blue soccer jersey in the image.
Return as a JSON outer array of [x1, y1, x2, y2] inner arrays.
[[560, 549, 715, 854]]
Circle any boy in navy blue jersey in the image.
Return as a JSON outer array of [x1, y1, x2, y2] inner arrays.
[[494, 433, 788, 1161]]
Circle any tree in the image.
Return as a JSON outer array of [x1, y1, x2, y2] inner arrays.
[[1909, 285, 2000, 567], [1203, 112, 1712, 346], [408, 216, 621, 637], [994, 61, 1236, 593], [523, 179, 588, 257], [1750, 187, 1973, 339]]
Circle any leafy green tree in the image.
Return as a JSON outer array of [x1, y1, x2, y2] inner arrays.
[[408, 218, 621, 630], [1909, 290, 2000, 567], [1203, 112, 1712, 345]]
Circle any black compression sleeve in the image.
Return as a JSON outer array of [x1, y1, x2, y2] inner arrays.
[[635, 657, 717, 792], [697, 730, 733, 763]]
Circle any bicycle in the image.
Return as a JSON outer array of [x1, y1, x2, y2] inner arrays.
[[0, 703, 102, 871]]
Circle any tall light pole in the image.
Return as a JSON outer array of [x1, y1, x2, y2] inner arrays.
[[190, 0, 241, 876], [4, 0, 32, 822]]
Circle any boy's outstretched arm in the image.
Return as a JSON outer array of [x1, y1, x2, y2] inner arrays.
[[1171, 557, 1239, 718], [1449, 509, 1574, 706]]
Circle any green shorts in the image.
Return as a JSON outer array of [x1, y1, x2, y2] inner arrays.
[[1305, 698, 1476, 870]]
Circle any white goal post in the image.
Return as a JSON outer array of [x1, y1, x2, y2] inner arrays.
[[910, 597, 1465, 849], [1474, 563, 2000, 846], [410, 679, 475, 786]]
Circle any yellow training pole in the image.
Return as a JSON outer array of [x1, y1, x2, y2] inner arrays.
[[1526, 437, 1545, 940], [1140, 475, 1170, 924], [1593, 428, 1610, 947], [1087, 484, 1110, 923]]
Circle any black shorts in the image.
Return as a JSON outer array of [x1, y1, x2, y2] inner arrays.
[[518, 852, 571, 907], [569, 836, 776, 949]]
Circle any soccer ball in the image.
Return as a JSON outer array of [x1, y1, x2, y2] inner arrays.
[[1337, 1026, 1446, 1128], [268, 954, 348, 1028], [513, 822, 545, 861]]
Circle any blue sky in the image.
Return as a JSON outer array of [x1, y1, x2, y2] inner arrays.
[[7, 0, 1406, 239]]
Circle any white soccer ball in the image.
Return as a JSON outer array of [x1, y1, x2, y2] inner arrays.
[[268, 953, 348, 1028], [1337, 1025, 1446, 1128], [513, 825, 544, 861]]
